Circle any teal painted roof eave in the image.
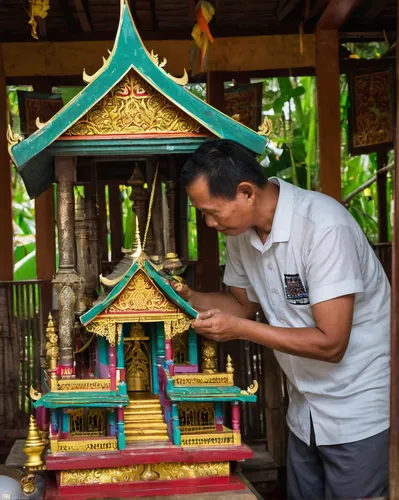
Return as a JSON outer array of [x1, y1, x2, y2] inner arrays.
[[166, 385, 257, 403], [33, 391, 129, 409], [10, 0, 268, 177], [80, 257, 198, 326]]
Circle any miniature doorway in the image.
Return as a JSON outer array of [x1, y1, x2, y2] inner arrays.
[[124, 323, 152, 393]]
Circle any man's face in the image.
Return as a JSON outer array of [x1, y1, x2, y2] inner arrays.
[[186, 176, 255, 236]]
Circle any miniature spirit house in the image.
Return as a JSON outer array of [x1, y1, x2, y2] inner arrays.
[[9, 1, 272, 496]]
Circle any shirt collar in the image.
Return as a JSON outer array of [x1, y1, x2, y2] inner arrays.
[[248, 177, 296, 252]]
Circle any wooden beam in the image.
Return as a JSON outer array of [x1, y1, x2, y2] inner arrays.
[[277, 0, 300, 24], [315, 29, 341, 200], [2, 34, 316, 78], [71, 0, 92, 32], [364, 0, 390, 21], [315, 0, 359, 201], [0, 45, 13, 281], [317, 0, 360, 30], [193, 71, 223, 293], [389, 5, 399, 496]]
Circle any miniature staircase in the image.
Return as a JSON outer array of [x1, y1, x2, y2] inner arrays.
[[124, 394, 169, 442]]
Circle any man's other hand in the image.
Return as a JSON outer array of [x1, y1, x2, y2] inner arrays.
[[191, 309, 241, 342]]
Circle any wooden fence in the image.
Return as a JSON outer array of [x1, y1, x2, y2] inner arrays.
[[0, 280, 49, 440]]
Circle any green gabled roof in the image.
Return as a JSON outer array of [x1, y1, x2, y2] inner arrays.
[[167, 385, 257, 403], [10, 0, 268, 199], [80, 257, 198, 326], [33, 391, 129, 409]]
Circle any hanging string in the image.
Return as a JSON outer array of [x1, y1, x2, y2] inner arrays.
[[142, 162, 159, 252]]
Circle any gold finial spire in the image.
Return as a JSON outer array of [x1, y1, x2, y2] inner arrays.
[[226, 354, 234, 374], [45, 312, 59, 371], [132, 214, 142, 259], [23, 415, 45, 468]]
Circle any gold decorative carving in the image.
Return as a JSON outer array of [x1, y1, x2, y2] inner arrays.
[[181, 433, 235, 447], [70, 409, 106, 437], [45, 312, 59, 371], [60, 461, 229, 485], [173, 332, 188, 364], [180, 425, 216, 433], [257, 116, 273, 136], [226, 354, 234, 374], [86, 319, 117, 346], [7, 124, 24, 155], [83, 55, 110, 84], [140, 463, 160, 481], [125, 340, 151, 392], [178, 403, 215, 428], [65, 70, 202, 137], [20, 472, 37, 495], [70, 409, 84, 436], [23, 415, 45, 469], [150, 50, 189, 86], [164, 316, 191, 340], [106, 270, 178, 315], [202, 339, 218, 374], [53, 378, 111, 391], [30, 386, 42, 401], [173, 373, 233, 386], [240, 380, 259, 395], [51, 438, 117, 453]]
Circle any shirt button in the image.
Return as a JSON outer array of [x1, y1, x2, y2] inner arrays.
[[267, 263, 273, 270], [271, 288, 278, 294]]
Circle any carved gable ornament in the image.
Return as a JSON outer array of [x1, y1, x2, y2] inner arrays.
[[63, 70, 205, 137]]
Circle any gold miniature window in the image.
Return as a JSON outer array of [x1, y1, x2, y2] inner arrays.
[[70, 409, 106, 437], [179, 403, 215, 432], [173, 332, 188, 365]]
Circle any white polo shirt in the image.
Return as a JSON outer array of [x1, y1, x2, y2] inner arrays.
[[223, 177, 390, 446]]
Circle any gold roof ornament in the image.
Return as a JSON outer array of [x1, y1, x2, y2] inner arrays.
[[240, 380, 259, 396], [6, 125, 23, 156], [226, 354, 234, 374], [23, 415, 45, 469], [45, 312, 59, 371]]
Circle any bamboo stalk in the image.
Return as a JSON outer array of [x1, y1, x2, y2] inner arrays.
[[343, 163, 393, 206]]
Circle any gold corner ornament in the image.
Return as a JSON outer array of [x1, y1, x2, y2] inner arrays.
[[257, 116, 273, 137], [240, 380, 259, 396], [23, 415, 45, 469], [35, 116, 45, 130], [150, 50, 189, 86], [83, 55, 110, 84], [30, 386, 42, 401], [6, 125, 23, 155]]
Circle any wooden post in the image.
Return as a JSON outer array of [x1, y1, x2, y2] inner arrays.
[[0, 45, 13, 281], [389, 7, 399, 496], [315, 29, 341, 200], [194, 72, 222, 293], [315, 0, 359, 200]]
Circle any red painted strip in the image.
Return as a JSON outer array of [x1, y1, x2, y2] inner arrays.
[[46, 444, 253, 470], [57, 133, 211, 141], [46, 474, 246, 499]]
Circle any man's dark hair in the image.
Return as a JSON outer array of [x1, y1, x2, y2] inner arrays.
[[181, 139, 267, 199]]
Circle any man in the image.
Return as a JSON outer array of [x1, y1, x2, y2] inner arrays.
[[176, 139, 390, 500]]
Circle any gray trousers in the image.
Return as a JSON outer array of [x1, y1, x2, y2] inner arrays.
[[287, 423, 389, 500]]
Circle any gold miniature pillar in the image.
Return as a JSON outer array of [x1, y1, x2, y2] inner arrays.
[[52, 157, 84, 377], [45, 312, 59, 372], [202, 339, 218, 374]]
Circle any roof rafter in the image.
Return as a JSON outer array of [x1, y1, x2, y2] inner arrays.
[[71, 0, 92, 32]]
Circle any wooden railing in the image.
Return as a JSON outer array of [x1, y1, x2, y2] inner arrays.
[[0, 279, 50, 439]]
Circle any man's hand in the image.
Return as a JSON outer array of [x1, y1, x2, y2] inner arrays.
[[191, 309, 242, 342]]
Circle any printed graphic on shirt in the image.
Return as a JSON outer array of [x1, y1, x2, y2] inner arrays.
[[284, 274, 310, 305]]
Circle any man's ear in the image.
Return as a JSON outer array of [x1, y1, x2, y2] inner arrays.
[[237, 182, 255, 203]]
